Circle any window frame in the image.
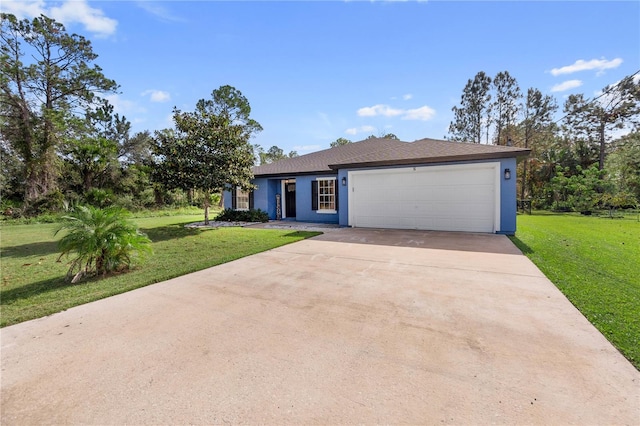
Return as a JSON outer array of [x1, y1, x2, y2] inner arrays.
[[315, 177, 337, 214], [234, 188, 250, 211]]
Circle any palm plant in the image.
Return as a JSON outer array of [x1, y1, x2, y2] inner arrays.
[[56, 205, 152, 282]]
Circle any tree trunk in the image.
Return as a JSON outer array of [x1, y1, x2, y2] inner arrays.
[[154, 187, 164, 205], [203, 190, 211, 225], [24, 148, 58, 203], [598, 122, 606, 170], [520, 162, 527, 201], [83, 167, 93, 192], [520, 130, 529, 201]]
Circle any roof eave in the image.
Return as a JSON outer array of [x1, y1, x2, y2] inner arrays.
[[253, 169, 337, 178], [328, 150, 531, 170]]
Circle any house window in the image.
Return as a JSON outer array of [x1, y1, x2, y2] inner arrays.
[[235, 188, 250, 210], [312, 178, 337, 213]]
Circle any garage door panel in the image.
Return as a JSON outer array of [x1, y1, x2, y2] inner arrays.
[[350, 164, 498, 233]]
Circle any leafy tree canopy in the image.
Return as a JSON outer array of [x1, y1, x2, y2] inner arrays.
[[254, 145, 297, 164], [149, 86, 261, 223], [330, 137, 352, 148]]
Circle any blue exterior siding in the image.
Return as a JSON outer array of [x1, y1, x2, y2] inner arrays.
[[337, 169, 350, 227], [224, 175, 339, 223], [292, 175, 339, 223], [498, 157, 517, 235], [223, 178, 282, 219], [251, 177, 271, 215]]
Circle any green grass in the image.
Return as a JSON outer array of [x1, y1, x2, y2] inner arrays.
[[1, 214, 319, 327], [510, 213, 640, 369]]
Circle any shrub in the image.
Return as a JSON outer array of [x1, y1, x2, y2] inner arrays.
[[24, 190, 66, 216], [214, 208, 269, 223], [56, 205, 152, 282]]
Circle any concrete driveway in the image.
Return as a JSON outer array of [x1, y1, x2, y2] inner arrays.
[[1, 228, 638, 425]]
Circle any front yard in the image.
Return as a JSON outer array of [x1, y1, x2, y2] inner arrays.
[[510, 213, 639, 370], [1, 215, 319, 327], [3, 211, 638, 370]]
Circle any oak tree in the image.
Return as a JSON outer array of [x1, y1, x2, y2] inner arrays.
[[150, 86, 261, 224]]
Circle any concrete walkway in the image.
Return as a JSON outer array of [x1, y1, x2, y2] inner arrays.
[[1, 229, 638, 424]]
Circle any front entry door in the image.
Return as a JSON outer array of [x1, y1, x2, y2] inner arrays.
[[285, 181, 296, 217]]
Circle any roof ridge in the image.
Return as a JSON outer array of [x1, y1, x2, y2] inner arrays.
[[252, 137, 530, 176]]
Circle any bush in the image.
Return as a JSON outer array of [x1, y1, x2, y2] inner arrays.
[[24, 190, 66, 216], [214, 208, 269, 223], [56, 205, 152, 282], [598, 192, 638, 211]]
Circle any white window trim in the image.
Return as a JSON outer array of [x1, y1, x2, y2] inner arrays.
[[317, 177, 337, 214], [235, 188, 250, 211]]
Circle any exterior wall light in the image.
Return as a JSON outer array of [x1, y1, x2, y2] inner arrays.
[[342, 177, 347, 186], [504, 168, 511, 180]]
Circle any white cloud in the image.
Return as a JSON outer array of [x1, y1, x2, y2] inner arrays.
[[345, 125, 376, 135], [357, 103, 436, 121], [550, 80, 583, 93], [2, 0, 117, 37], [550, 58, 623, 76], [104, 94, 146, 115], [293, 144, 321, 153], [357, 104, 404, 117], [136, 1, 186, 23], [1, 0, 46, 18], [402, 94, 413, 100], [402, 106, 435, 121], [142, 89, 171, 103]]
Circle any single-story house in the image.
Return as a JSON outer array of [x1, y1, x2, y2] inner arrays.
[[224, 137, 530, 235]]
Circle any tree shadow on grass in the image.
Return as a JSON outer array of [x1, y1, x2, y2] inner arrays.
[[508, 235, 534, 254], [0, 266, 134, 307], [1, 241, 60, 258], [1, 275, 75, 306], [138, 222, 211, 243]]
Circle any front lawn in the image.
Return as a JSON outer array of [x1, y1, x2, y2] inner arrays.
[[510, 213, 639, 370], [1, 215, 319, 327]]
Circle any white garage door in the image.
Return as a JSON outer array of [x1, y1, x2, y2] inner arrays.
[[349, 163, 499, 233]]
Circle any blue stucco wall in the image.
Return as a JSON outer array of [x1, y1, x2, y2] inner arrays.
[[497, 157, 518, 235], [338, 169, 350, 227], [290, 175, 340, 223], [223, 178, 280, 219]]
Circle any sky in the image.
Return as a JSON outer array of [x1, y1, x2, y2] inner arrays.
[[3, 0, 639, 155]]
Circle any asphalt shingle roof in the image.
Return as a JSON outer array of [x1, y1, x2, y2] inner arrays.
[[252, 137, 530, 177]]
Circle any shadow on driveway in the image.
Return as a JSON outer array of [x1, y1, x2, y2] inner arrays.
[[312, 227, 524, 255]]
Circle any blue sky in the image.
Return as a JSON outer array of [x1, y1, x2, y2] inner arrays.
[[3, 1, 639, 154]]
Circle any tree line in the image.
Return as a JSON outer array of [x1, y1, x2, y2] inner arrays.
[[0, 14, 268, 220], [2, 14, 638, 220], [448, 70, 640, 212]]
